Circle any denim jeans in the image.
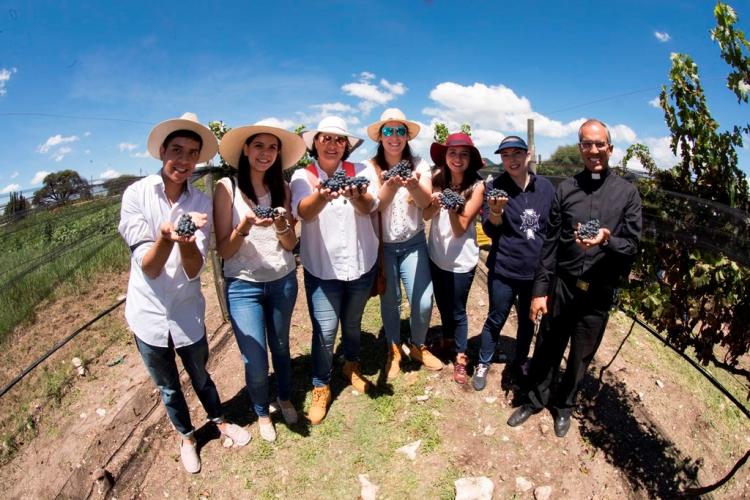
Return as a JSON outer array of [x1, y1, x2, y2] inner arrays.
[[226, 271, 297, 418], [304, 265, 376, 387], [429, 260, 476, 354], [381, 232, 433, 346], [135, 334, 224, 437], [478, 273, 534, 365]]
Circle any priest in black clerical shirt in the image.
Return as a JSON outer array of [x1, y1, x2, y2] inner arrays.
[[507, 118, 642, 438]]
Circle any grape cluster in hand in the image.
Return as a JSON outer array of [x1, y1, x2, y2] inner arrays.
[[382, 160, 414, 180], [578, 219, 601, 240], [252, 206, 279, 219], [176, 214, 197, 237], [485, 188, 508, 199], [321, 170, 370, 193], [439, 188, 466, 210]]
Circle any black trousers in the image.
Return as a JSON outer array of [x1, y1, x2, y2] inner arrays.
[[527, 274, 615, 415]]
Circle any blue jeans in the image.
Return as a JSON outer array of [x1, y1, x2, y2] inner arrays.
[[304, 265, 376, 387], [135, 334, 224, 437], [478, 273, 534, 365], [381, 232, 433, 346], [429, 260, 476, 354], [226, 271, 297, 418]]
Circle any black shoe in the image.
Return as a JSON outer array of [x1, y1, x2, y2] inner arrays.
[[553, 414, 571, 437], [472, 363, 489, 391], [507, 404, 541, 427]]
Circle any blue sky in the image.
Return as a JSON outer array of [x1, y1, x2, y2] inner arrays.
[[1, 0, 748, 200]]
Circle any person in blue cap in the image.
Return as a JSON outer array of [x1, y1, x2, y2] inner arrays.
[[472, 135, 555, 391]]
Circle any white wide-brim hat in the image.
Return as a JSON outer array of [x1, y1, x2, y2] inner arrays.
[[301, 116, 364, 152], [219, 123, 307, 170], [147, 112, 219, 164], [366, 108, 421, 142]]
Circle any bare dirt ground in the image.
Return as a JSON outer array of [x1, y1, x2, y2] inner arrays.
[[1, 259, 749, 499]]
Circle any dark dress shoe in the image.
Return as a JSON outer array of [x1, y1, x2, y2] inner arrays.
[[553, 414, 571, 437], [507, 404, 541, 427]]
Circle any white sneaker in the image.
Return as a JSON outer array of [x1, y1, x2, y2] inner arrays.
[[180, 437, 201, 474], [276, 398, 298, 425], [258, 419, 277, 442], [219, 422, 251, 447]]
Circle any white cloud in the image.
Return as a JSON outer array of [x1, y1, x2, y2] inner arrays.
[[38, 134, 79, 154], [380, 79, 406, 96], [342, 82, 393, 105], [312, 102, 357, 114], [609, 124, 638, 144], [0, 67, 17, 96], [654, 31, 671, 42], [256, 117, 299, 130], [119, 142, 138, 152], [83, 131, 91, 137], [648, 97, 661, 108], [613, 136, 679, 170], [341, 72, 408, 116], [31, 171, 50, 185], [84, 149, 91, 155], [1, 183, 21, 194], [132, 150, 150, 158], [100, 169, 120, 179], [424, 82, 585, 138], [51, 146, 72, 162], [10, 171, 19, 179]]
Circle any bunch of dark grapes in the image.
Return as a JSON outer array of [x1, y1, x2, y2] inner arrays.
[[321, 170, 349, 192], [578, 219, 600, 240], [485, 188, 508, 199], [439, 188, 466, 211], [322, 170, 370, 193], [175, 213, 197, 237], [382, 160, 414, 180], [347, 176, 370, 191], [252, 206, 279, 219]]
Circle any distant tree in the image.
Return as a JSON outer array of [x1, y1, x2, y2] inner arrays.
[[32, 170, 92, 207], [3, 191, 28, 218], [209, 120, 232, 171], [460, 123, 472, 136], [536, 144, 583, 176], [103, 175, 140, 197]]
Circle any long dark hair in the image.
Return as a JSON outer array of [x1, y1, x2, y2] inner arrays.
[[371, 140, 416, 173], [236, 134, 286, 207]]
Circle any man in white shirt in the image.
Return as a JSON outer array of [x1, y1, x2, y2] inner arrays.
[[118, 113, 250, 473]]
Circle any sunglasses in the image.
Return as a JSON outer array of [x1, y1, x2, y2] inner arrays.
[[317, 134, 348, 146], [381, 126, 408, 137]]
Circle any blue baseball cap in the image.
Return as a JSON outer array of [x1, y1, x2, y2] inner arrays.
[[494, 135, 528, 154]]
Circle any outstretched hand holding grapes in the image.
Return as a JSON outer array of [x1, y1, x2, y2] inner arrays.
[[161, 212, 208, 244], [574, 220, 610, 249]]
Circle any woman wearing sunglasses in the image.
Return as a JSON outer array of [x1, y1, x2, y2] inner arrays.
[[291, 116, 379, 425], [214, 123, 306, 442], [424, 132, 485, 385], [365, 108, 442, 381]]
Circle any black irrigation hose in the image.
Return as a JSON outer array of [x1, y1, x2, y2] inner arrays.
[[619, 307, 750, 420], [0, 298, 126, 399]]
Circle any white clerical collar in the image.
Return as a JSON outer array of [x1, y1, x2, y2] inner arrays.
[[591, 173, 601, 180]]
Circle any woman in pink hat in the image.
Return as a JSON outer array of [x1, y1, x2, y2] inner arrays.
[[365, 108, 442, 380], [214, 123, 306, 442], [424, 132, 485, 384]]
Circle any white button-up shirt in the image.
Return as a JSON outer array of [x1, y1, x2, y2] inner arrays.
[[290, 161, 379, 281], [118, 173, 212, 348]]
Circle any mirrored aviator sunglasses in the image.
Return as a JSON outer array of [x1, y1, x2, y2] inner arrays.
[[381, 126, 408, 137]]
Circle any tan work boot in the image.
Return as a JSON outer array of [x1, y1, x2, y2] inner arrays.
[[408, 344, 443, 371], [307, 385, 332, 425], [385, 343, 402, 380], [342, 361, 373, 393]]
